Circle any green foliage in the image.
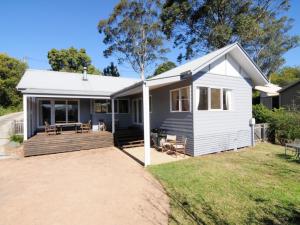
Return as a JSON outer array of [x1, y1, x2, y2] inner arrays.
[[98, 0, 169, 79], [47, 47, 100, 75], [10, 134, 23, 143], [103, 62, 120, 77], [153, 61, 176, 76], [0, 106, 22, 116], [253, 104, 300, 143], [0, 53, 27, 108], [161, 0, 299, 76], [270, 66, 300, 87], [149, 143, 300, 225]]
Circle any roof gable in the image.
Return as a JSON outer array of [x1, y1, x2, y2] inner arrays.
[[147, 43, 269, 86]]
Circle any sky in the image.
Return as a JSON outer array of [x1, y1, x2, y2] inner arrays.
[[0, 0, 299, 78]]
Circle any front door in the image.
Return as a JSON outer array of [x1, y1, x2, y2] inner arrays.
[[132, 98, 143, 124]]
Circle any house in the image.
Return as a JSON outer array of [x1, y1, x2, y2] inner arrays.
[[17, 43, 269, 165], [278, 80, 300, 110], [255, 83, 281, 109]]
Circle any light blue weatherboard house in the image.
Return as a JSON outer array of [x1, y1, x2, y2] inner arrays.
[[17, 43, 269, 165]]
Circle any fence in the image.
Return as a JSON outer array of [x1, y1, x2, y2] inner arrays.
[[254, 123, 269, 142], [11, 120, 24, 135]]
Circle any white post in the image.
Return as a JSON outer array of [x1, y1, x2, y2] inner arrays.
[[249, 118, 256, 147], [23, 94, 28, 141], [112, 98, 115, 134], [143, 82, 151, 166]]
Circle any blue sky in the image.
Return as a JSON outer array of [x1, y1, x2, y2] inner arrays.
[[0, 0, 299, 78]]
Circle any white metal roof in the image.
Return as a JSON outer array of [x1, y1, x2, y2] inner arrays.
[[147, 42, 269, 87], [255, 83, 281, 96], [17, 69, 140, 96]]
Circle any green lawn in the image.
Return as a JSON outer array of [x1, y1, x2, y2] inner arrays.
[[148, 143, 300, 225]]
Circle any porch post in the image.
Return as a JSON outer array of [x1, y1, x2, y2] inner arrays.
[[143, 82, 151, 166], [23, 94, 28, 141], [112, 98, 115, 134]]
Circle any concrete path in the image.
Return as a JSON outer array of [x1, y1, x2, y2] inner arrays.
[[0, 147, 169, 225], [0, 112, 23, 149]]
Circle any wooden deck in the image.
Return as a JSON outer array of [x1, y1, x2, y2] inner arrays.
[[23, 131, 114, 157]]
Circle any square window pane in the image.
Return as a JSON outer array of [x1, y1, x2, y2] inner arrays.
[[198, 87, 208, 110], [94, 99, 108, 113], [211, 88, 221, 109], [181, 87, 189, 99], [171, 90, 179, 111]]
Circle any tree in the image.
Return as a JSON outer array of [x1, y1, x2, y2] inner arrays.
[[153, 61, 176, 76], [0, 53, 27, 107], [47, 47, 101, 75], [103, 62, 120, 77], [98, 0, 168, 80], [270, 66, 300, 87], [161, 0, 299, 76]]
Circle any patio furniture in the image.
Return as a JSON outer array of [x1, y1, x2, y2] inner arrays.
[[162, 134, 177, 152], [44, 121, 59, 135], [285, 139, 300, 158], [78, 120, 91, 133], [98, 119, 107, 131], [172, 136, 187, 157], [55, 122, 82, 133]]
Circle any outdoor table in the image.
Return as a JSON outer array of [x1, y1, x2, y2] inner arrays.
[[285, 143, 300, 159], [55, 122, 82, 133]]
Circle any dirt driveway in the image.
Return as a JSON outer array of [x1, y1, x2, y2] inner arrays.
[[0, 147, 169, 225]]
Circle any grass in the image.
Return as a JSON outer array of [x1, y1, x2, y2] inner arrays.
[[0, 106, 21, 116], [148, 143, 300, 225]]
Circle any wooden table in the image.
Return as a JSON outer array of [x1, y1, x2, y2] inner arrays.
[[55, 122, 82, 133]]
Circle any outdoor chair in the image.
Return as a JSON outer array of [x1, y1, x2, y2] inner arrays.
[[172, 136, 187, 157], [285, 138, 300, 158], [162, 134, 177, 152], [79, 120, 91, 133], [98, 119, 106, 131], [44, 121, 58, 135]]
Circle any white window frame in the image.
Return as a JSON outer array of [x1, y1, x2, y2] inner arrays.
[[196, 86, 233, 111], [132, 98, 143, 125], [169, 86, 191, 112], [37, 98, 80, 128]]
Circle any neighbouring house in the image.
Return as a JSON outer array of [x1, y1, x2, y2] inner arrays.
[[17, 43, 269, 165], [278, 80, 300, 111], [255, 83, 281, 109]]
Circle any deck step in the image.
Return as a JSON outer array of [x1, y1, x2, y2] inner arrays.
[[114, 129, 144, 149]]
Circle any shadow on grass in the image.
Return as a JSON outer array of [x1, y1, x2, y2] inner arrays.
[[167, 192, 230, 225], [276, 153, 300, 164], [258, 203, 300, 225]]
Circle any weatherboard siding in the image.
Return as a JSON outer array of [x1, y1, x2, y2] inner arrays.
[[192, 55, 253, 156], [150, 79, 194, 155]]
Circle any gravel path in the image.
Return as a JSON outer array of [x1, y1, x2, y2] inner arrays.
[[0, 147, 169, 225]]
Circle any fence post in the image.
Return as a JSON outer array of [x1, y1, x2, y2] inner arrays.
[[250, 118, 256, 147]]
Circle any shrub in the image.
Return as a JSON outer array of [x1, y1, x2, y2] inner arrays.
[[253, 104, 300, 144], [10, 134, 23, 143]]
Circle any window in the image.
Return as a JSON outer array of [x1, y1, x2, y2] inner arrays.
[[170, 86, 191, 112], [197, 87, 232, 111], [223, 89, 232, 110], [55, 100, 67, 123], [94, 99, 109, 113], [119, 100, 129, 113], [67, 101, 79, 123], [211, 88, 221, 109], [39, 100, 51, 126], [198, 87, 208, 110], [95, 99, 129, 114]]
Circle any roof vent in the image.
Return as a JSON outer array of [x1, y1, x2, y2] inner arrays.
[[83, 67, 88, 81]]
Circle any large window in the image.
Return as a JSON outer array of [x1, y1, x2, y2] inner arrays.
[[170, 86, 190, 112], [39, 100, 51, 126], [38, 99, 79, 126], [197, 87, 232, 111], [94, 99, 129, 114]]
